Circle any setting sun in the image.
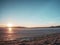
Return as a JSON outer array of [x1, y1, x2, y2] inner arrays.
[[7, 23, 13, 27]]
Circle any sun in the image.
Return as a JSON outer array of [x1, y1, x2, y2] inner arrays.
[[7, 23, 13, 27]]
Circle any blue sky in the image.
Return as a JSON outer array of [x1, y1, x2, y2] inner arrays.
[[0, 0, 60, 27]]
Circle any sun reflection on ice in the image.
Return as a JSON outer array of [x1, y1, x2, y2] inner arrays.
[[7, 27, 15, 40], [8, 27, 13, 33]]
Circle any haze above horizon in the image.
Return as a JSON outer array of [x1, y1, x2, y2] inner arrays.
[[0, 0, 60, 27]]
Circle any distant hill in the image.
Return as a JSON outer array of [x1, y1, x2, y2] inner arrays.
[[12, 26, 26, 28], [50, 26, 60, 28], [27, 26, 60, 28]]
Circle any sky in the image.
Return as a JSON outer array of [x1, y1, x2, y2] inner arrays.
[[0, 0, 60, 27]]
